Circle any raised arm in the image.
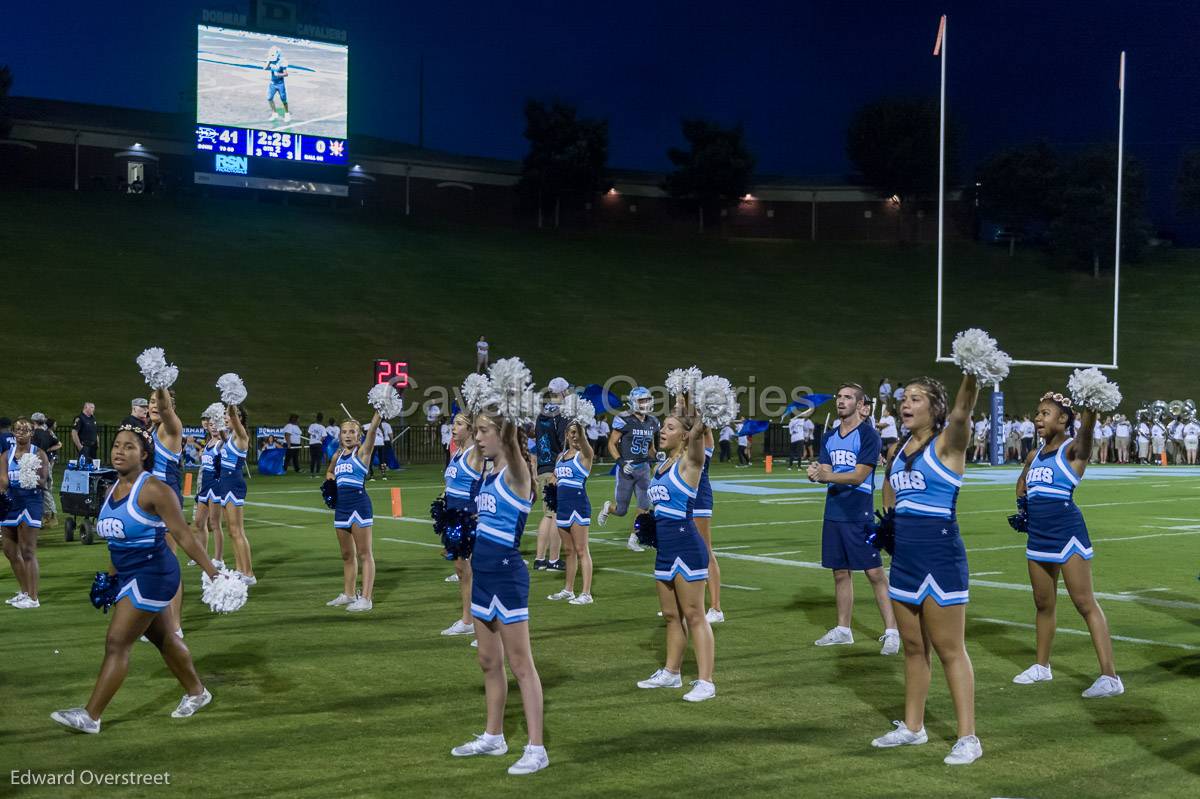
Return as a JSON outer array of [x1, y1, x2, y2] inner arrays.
[[574, 422, 594, 467], [153, 387, 183, 442], [500, 421, 532, 499], [1068, 407, 1097, 475], [226, 404, 249, 449], [357, 411, 383, 463], [937, 373, 981, 463]]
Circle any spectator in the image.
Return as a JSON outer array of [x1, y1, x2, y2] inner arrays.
[[370, 417, 394, 480], [1170, 416, 1186, 465], [892, 384, 905, 406], [70, 402, 98, 461], [1135, 417, 1151, 463], [260, 435, 283, 455], [476, 336, 489, 373], [31, 413, 62, 527], [0, 417, 14, 453], [533, 386, 569, 571], [1099, 417, 1113, 464], [1184, 416, 1200, 465], [440, 417, 452, 464], [876, 407, 899, 462], [308, 413, 327, 476], [281, 414, 303, 473], [972, 414, 989, 463], [1114, 415, 1132, 463], [1150, 418, 1166, 463], [877, 378, 892, 406], [787, 412, 806, 470], [1006, 415, 1021, 463], [594, 415, 610, 463], [736, 424, 751, 467], [426, 402, 441, 449], [122, 397, 149, 428], [803, 414, 817, 461], [1019, 414, 1036, 460], [325, 417, 340, 446], [718, 423, 734, 463], [586, 416, 601, 459]]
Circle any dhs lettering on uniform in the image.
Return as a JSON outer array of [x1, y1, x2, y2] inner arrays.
[[445, 465, 459, 480], [334, 462, 355, 477], [95, 517, 127, 540], [555, 465, 573, 480], [889, 470, 927, 492], [476, 494, 498, 514], [647, 484, 670, 504], [830, 450, 858, 468], [1027, 466, 1054, 485]]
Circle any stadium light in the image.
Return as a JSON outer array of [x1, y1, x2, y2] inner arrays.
[[606, 187, 618, 195], [742, 193, 755, 201]]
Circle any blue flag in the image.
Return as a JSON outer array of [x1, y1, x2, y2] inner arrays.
[[783, 394, 833, 418], [323, 434, 339, 460], [737, 419, 771, 437], [580, 383, 623, 414], [257, 447, 286, 475]]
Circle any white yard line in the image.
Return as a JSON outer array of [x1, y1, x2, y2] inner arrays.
[[381, 537, 443, 549], [757, 549, 807, 557], [976, 617, 1199, 651], [245, 516, 304, 530], [969, 571, 1003, 577], [600, 566, 760, 591], [712, 545, 752, 550], [968, 529, 1200, 553]]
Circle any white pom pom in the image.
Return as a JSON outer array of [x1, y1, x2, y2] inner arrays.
[[560, 394, 596, 428], [695, 375, 738, 429], [201, 569, 248, 614], [136, 347, 179, 390], [666, 366, 703, 397], [1068, 368, 1122, 412], [460, 373, 491, 414], [486, 357, 538, 426], [17, 453, 41, 489], [216, 373, 247, 405], [367, 383, 404, 419], [951, 328, 1013, 384], [547, 377, 570, 395], [201, 402, 228, 431]]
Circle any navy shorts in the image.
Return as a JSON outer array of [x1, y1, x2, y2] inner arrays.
[[334, 487, 373, 529], [1026, 500, 1093, 563], [555, 485, 591, 528], [471, 557, 530, 624], [693, 472, 713, 518], [653, 518, 710, 582], [115, 546, 181, 613], [821, 518, 882, 571], [888, 517, 969, 607], [3, 491, 43, 529]]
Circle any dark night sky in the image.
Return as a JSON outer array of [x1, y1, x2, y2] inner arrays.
[[4, 0, 1198, 230]]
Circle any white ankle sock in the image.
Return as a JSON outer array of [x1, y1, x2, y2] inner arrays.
[[836, 626, 851, 635], [482, 732, 504, 744]]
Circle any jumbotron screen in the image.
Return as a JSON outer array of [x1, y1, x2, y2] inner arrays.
[[195, 25, 348, 164]]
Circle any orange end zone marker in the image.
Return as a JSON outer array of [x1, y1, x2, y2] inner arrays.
[[764, 455, 773, 473], [391, 487, 403, 518], [183, 472, 193, 497]]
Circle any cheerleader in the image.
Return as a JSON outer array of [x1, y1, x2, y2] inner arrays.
[[50, 425, 233, 733], [191, 412, 225, 567], [695, 427, 723, 623], [324, 412, 382, 612], [547, 401, 595, 604], [1011, 375, 1123, 698], [147, 387, 188, 634], [439, 411, 484, 635], [870, 370, 984, 764], [635, 387, 718, 703], [215, 404, 255, 584], [1, 417, 50, 609], [450, 358, 548, 775]]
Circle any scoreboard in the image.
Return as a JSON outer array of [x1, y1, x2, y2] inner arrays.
[[195, 124, 347, 165]]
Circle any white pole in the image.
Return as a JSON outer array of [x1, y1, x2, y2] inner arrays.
[[935, 15, 947, 361], [1112, 51, 1125, 369]]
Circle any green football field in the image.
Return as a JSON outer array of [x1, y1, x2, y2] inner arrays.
[[4, 461, 1198, 798]]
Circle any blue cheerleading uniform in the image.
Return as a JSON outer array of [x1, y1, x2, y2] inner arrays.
[[214, 437, 248, 506], [332, 449, 373, 529], [1024, 439, 1092, 563], [886, 436, 969, 606], [649, 459, 709, 582], [443, 445, 482, 511], [96, 472, 179, 612], [3, 445, 44, 529], [693, 446, 714, 519], [152, 429, 184, 505], [196, 439, 222, 504], [471, 466, 531, 624], [554, 452, 591, 528]]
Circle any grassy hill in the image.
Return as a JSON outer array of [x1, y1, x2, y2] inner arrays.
[[3, 189, 1195, 427]]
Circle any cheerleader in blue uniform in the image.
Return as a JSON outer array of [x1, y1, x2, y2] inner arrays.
[[1, 418, 50, 609], [51, 425, 224, 733], [191, 415, 225, 568], [215, 405, 255, 584], [694, 430, 724, 623], [450, 406, 549, 775], [1012, 391, 1122, 697], [635, 400, 716, 702], [439, 412, 485, 635], [547, 417, 594, 604], [323, 411, 382, 612], [148, 388, 188, 635], [871, 374, 983, 765]]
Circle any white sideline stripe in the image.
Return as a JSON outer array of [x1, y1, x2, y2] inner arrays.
[[976, 617, 1199, 651], [712, 545, 751, 550], [244, 500, 432, 526], [968, 529, 1200, 553], [970, 571, 1003, 576], [382, 537, 443, 549], [1118, 588, 1169, 595], [713, 519, 821, 530], [758, 549, 807, 557], [600, 567, 760, 591], [244, 516, 304, 529], [254, 483, 446, 494]]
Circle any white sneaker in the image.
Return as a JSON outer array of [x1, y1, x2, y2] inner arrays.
[[445, 573, 460, 583], [879, 630, 901, 656], [871, 720, 928, 748], [705, 608, 725, 624], [637, 668, 683, 689], [944, 735, 983, 765], [568, 593, 593, 605], [626, 532, 644, 552], [266, 112, 279, 122], [239, 574, 257, 586], [507, 744, 549, 775], [547, 588, 575, 601], [51, 707, 101, 734], [442, 619, 474, 636], [682, 679, 716, 702], [171, 688, 212, 718], [6, 591, 28, 605], [175, 629, 184, 640], [12, 596, 40, 609], [597, 500, 612, 527], [283, 112, 292, 122], [346, 597, 373, 613], [815, 627, 853, 646], [326, 593, 354, 607], [1082, 675, 1124, 698], [212, 559, 225, 570], [1013, 663, 1053, 684], [187, 559, 197, 566], [471, 639, 478, 648], [451, 733, 508, 757]]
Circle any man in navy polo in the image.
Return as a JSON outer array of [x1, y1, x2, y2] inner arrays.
[[808, 383, 899, 655]]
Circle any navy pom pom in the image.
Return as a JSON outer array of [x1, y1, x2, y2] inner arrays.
[[866, 508, 896, 555], [1008, 496, 1029, 533], [431, 497, 477, 559], [90, 571, 120, 613], [542, 482, 558, 513], [633, 512, 658, 549], [320, 478, 338, 510]]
